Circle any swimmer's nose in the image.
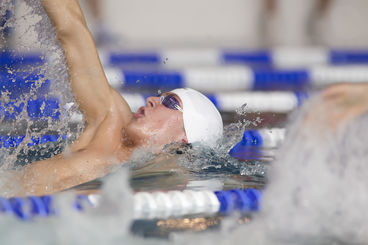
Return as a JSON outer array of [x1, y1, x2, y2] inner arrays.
[[146, 96, 160, 108]]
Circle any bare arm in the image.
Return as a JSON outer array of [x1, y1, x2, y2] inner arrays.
[[13, 149, 116, 196], [3, 109, 129, 197], [41, 0, 131, 126]]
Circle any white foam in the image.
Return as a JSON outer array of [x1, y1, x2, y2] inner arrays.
[[0, 0, 83, 170], [173, 97, 368, 244]]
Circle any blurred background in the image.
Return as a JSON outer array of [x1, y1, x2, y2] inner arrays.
[[1, 0, 368, 160], [1, 0, 368, 236], [80, 0, 368, 49], [6, 0, 368, 49]]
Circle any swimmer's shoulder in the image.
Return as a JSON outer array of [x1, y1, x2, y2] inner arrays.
[[69, 89, 132, 152], [109, 88, 133, 125]]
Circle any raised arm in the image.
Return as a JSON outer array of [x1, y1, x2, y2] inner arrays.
[[41, 0, 129, 125]]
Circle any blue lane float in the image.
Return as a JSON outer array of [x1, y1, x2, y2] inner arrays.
[[215, 189, 261, 214], [3, 68, 312, 92], [123, 70, 183, 90], [0, 188, 261, 221], [105, 49, 368, 67], [105, 66, 368, 92], [4, 49, 368, 67], [0, 135, 67, 149], [222, 50, 272, 66], [0, 97, 60, 120], [252, 69, 309, 91], [3, 65, 368, 94], [330, 50, 368, 65], [0, 195, 56, 221], [109, 52, 160, 65], [0, 72, 51, 99], [0, 51, 44, 70], [113, 68, 312, 91], [229, 128, 285, 160]]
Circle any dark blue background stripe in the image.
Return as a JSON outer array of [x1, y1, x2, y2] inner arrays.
[[0, 97, 60, 120], [222, 50, 272, 66], [109, 53, 160, 65], [0, 72, 50, 98], [0, 134, 66, 149], [205, 94, 218, 108], [330, 50, 368, 64], [0, 51, 44, 69], [4, 50, 368, 67], [252, 69, 310, 91], [123, 71, 183, 90]]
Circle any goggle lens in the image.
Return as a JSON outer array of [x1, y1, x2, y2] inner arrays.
[[160, 95, 183, 112]]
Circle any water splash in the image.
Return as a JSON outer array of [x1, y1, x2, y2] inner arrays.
[[258, 101, 368, 244], [4, 1, 366, 244], [0, 168, 147, 244], [172, 97, 368, 244], [0, 1, 83, 169], [173, 120, 269, 178]]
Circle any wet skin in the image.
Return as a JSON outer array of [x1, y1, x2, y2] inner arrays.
[[10, 0, 187, 196]]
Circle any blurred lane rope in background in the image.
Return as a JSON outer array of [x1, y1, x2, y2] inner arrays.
[[1, 0, 368, 242]]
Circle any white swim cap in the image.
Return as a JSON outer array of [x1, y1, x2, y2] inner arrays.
[[170, 88, 223, 147]]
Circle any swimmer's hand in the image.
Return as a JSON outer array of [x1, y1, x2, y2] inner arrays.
[[305, 83, 368, 130]]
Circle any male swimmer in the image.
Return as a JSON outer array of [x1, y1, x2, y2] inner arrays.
[[10, 0, 223, 196]]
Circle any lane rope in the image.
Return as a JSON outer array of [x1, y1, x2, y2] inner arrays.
[[0, 189, 261, 221]]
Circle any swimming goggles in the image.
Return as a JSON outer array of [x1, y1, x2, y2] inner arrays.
[[160, 94, 183, 112]]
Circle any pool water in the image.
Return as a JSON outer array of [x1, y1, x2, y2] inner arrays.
[[2, 1, 368, 244]]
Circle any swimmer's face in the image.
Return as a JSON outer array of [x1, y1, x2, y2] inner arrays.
[[125, 93, 187, 147]]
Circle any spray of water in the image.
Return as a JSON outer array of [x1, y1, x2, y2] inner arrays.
[[0, 0, 83, 169], [3, 1, 368, 244], [171, 97, 368, 244], [0, 168, 154, 245]]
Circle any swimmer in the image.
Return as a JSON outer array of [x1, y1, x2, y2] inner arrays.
[[9, 0, 223, 196]]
